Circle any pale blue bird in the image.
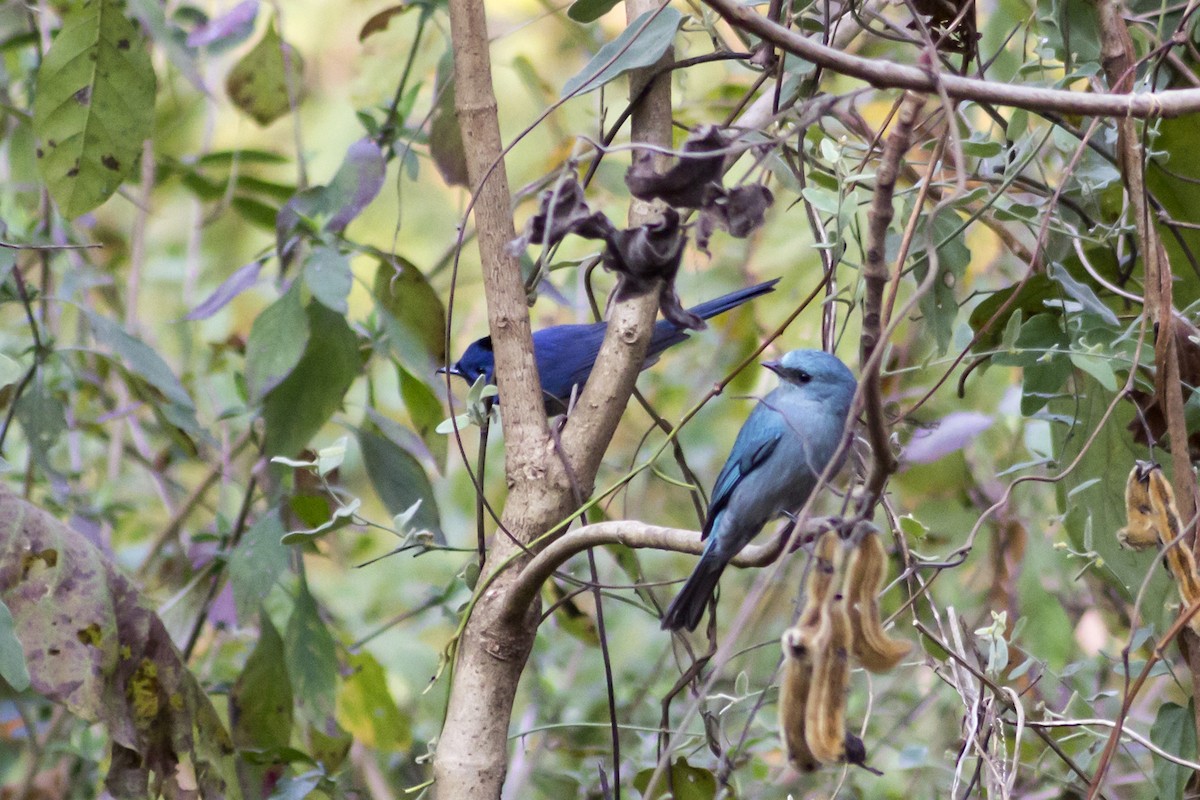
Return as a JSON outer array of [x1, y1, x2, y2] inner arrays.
[[662, 349, 857, 632]]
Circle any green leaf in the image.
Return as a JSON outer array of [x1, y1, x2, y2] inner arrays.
[[246, 279, 310, 403], [336, 651, 411, 751], [357, 429, 444, 543], [284, 580, 338, 724], [1069, 351, 1118, 392], [231, 612, 293, 750], [15, 380, 66, 480], [33, 0, 156, 217], [303, 244, 352, 314], [1151, 700, 1197, 800], [373, 258, 446, 368], [567, 0, 623, 24], [225, 21, 304, 126], [126, 0, 205, 92], [1051, 374, 1171, 619], [280, 497, 361, 545], [229, 509, 290, 621], [398, 365, 447, 472], [263, 301, 361, 460], [0, 599, 30, 691], [1047, 262, 1118, 325], [912, 211, 971, 355], [0, 354, 25, 390], [561, 8, 683, 98], [86, 312, 195, 412], [968, 274, 1058, 351], [633, 757, 717, 800], [429, 52, 467, 187]]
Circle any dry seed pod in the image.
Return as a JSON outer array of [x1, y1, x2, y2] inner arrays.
[[778, 627, 819, 772], [803, 595, 851, 764], [798, 529, 842, 627], [844, 531, 911, 672], [1147, 468, 1200, 630], [1117, 461, 1160, 550]]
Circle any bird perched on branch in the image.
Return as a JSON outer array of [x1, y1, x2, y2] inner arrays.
[[662, 349, 857, 632], [441, 279, 779, 413]]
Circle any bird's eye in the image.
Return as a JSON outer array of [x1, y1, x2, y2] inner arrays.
[[795, 369, 812, 383]]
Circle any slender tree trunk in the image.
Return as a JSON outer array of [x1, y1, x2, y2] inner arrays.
[[433, 0, 674, 795]]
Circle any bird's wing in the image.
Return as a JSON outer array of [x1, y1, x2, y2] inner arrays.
[[532, 323, 607, 400], [701, 428, 780, 540]]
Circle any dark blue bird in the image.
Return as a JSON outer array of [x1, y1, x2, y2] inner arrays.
[[662, 349, 857, 632], [442, 279, 778, 412]]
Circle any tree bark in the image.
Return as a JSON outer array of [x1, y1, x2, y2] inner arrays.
[[434, 0, 675, 795]]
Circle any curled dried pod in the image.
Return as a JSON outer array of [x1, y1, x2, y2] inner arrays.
[[1147, 467, 1200, 630], [844, 531, 911, 673], [798, 529, 843, 628], [803, 595, 851, 764], [778, 626, 819, 772], [1117, 461, 1160, 550]]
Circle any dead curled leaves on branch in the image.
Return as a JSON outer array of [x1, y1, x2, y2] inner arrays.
[[507, 126, 774, 329]]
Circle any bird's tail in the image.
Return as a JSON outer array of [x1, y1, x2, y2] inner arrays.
[[686, 277, 780, 323], [661, 556, 728, 632]]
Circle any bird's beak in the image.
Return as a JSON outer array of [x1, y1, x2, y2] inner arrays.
[[762, 359, 782, 376], [436, 365, 461, 376]]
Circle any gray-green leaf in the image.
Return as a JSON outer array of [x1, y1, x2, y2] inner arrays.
[[33, 0, 156, 218], [561, 8, 682, 98]]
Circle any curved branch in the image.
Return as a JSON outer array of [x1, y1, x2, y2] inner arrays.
[[700, 0, 1200, 118], [501, 520, 791, 624]]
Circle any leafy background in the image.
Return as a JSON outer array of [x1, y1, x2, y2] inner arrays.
[[0, 0, 1198, 797]]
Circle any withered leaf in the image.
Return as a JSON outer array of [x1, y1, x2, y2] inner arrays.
[[624, 126, 726, 209], [603, 208, 700, 329], [507, 176, 616, 257], [696, 184, 775, 254]]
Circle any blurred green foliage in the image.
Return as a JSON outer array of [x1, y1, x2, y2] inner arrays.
[[0, 0, 1196, 797]]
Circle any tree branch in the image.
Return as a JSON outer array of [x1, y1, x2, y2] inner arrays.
[[501, 520, 792, 624], [700, 0, 1200, 118], [860, 92, 920, 502], [557, 0, 676, 486]]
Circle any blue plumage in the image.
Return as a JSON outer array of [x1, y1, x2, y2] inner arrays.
[[662, 349, 857, 632], [443, 279, 779, 412]]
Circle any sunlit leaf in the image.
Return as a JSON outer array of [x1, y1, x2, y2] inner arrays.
[[336, 651, 411, 751], [633, 757, 717, 800]]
